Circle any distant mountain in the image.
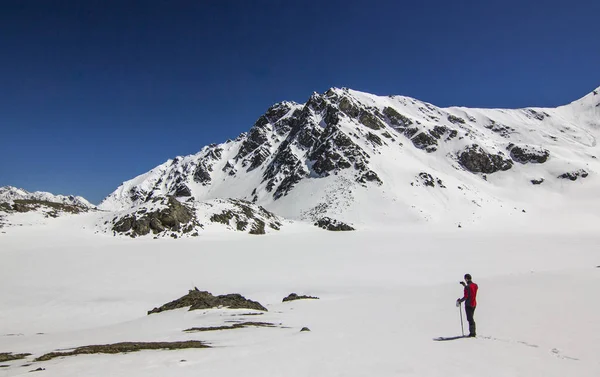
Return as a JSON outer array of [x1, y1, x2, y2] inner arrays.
[[0, 186, 95, 208], [99, 86, 600, 227], [0, 186, 96, 229]]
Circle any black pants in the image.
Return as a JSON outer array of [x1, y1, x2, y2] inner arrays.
[[465, 305, 476, 336]]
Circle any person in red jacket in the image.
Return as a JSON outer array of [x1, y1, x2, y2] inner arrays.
[[457, 273, 478, 337]]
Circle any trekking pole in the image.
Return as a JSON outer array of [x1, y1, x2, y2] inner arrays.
[[459, 302, 465, 336]]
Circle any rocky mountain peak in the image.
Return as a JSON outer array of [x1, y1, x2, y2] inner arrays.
[[100, 86, 599, 226]]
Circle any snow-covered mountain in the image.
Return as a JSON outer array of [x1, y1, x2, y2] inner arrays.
[[100, 86, 600, 227], [0, 186, 95, 208], [0, 186, 96, 229]]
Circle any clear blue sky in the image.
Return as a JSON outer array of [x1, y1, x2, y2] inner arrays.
[[1, 0, 599, 204]]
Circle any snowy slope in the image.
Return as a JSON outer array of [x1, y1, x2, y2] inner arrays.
[[99, 86, 600, 228]]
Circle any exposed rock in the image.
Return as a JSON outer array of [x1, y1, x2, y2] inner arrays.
[[112, 196, 198, 237], [359, 112, 384, 130], [222, 161, 237, 176], [174, 184, 192, 197], [210, 210, 235, 225], [366, 132, 383, 146], [485, 120, 515, 138], [247, 147, 272, 171], [300, 327, 311, 332], [557, 169, 588, 181], [403, 127, 419, 139], [509, 145, 550, 164], [249, 219, 266, 235], [525, 109, 549, 121], [148, 288, 267, 314], [531, 178, 544, 185], [412, 172, 446, 188], [193, 162, 212, 185], [458, 145, 513, 174], [34, 341, 209, 362], [183, 322, 275, 332], [410, 126, 454, 153], [357, 170, 383, 185], [383, 106, 412, 129], [411, 132, 438, 152], [0, 353, 31, 362], [282, 293, 320, 302], [209, 199, 280, 235], [339, 97, 360, 118], [447, 114, 466, 124], [308, 125, 375, 188], [314, 217, 355, 231], [236, 119, 271, 161]]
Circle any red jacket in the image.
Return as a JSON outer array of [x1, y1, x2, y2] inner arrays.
[[462, 282, 478, 307]]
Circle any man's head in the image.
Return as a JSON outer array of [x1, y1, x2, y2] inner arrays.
[[464, 273, 472, 282]]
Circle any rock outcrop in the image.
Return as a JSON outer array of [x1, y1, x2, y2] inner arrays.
[[112, 196, 198, 238], [509, 145, 550, 164], [314, 217, 355, 231], [458, 145, 513, 174], [282, 293, 320, 302], [148, 288, 267, 314], [557, 169, 589, 181], [209, 199, 281, 235]]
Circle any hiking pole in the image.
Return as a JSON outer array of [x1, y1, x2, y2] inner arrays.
[[459, 302, 465, 336]]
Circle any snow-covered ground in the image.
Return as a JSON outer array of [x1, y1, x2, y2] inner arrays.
[[1, 213, 598, 376]]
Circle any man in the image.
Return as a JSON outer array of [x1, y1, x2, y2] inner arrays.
[[457, 273, 478, 337]]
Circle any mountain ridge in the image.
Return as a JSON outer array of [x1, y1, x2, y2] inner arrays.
[[0, 185, 95, 208], [98, 85, 599, 228]]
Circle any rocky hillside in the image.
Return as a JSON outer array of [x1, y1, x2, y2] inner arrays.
[[0, 186, 96, 229], [99, 86, 600, 227], [96, 195, 284, 238]]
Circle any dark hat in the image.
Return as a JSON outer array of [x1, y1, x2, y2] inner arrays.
[[464, 273, 472, 280]]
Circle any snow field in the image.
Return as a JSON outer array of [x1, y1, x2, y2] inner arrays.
[[1, 215, 598, 376]]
